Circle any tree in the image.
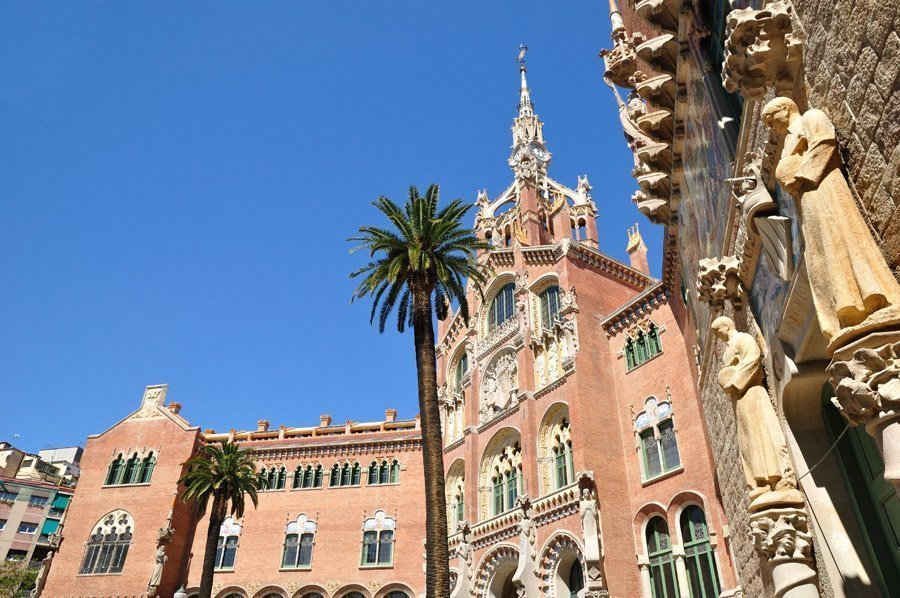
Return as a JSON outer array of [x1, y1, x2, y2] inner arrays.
[[0, 561, 37, 598], [179, 441, 260, 598], [350, 184, 488, 597]]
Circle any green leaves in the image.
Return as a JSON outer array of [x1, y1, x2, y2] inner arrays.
[[349, 184, 490, 333], [179, 440, 260, 519]]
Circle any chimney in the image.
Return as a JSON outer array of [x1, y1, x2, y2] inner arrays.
[[626, 223, 650, 275], [319, 414, 332, 427], [167, 402, 182, 415], [257, 419, 270, 432], [385, 409, 397, 423]]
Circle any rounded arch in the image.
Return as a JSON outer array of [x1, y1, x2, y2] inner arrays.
[[538, 531, 585, 598], [374, 584, 416, 598], [214, 588, 248, 598], [290, 584, 329, 598], [479, 273, 518, 337], [474, 542, 520, 598], [253, 587, 288, 598], [479, 427, 523, 521], [528, 272, 560, 294], [446, 458, 467, 529], [335, 584, 371, 598], [633, 501, 668, 555], [537, 402, 572, 495], [667, 489, 712, 540], [479, 348, 520, 423]]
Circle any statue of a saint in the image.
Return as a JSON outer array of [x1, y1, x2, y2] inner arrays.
[[580, 488, 601, 563], [712, 316, 803, 511], [31, 552, 52, 597], [762, 97, 900, 347], [148, 545, 167, 595]]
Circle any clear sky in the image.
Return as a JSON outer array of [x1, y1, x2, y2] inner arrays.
[[0, 2, 662, 453]]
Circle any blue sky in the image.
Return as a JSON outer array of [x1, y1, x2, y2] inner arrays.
[[0, 3, 661, 453]]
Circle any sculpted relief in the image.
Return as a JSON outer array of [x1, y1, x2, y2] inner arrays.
[[481, 352, 519, 421]]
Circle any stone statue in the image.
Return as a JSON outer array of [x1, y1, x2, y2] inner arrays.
[[580, 488, 601, 563], [30, 552, 52, 597], [450, 523, 473, 598], [762, 97, 900, 348], [712, 316, 803, 511], [512, 497, 539, 597], [147, 545, 167, 595]]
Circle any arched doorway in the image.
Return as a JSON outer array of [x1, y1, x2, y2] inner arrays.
[[487, 565, 517, 598], [476, 545, 520, 598]]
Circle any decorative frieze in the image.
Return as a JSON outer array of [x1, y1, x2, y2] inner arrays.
[[722, 0, 803, 100]]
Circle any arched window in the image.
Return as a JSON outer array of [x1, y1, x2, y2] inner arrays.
[[282, 514, 317, 569], [626, 323, 663, 372], [293, 465, 305, 489], [625, 338, 637, 370], [487, 283, 515, 331], [386, 593, 410, 598], [490, 442, 522, 516], [646, 517, 678, 598], [138, 452, 155, 484], [454, 353, 469, 390], [122, 453, 140, 485], [379, 461, 389, 484], [681, 506, 721, 598], [577, 219, 587, 240], [539, 285, 561, 329], [214, 517, 242, 570], [567, 561, 584, 598], [648, 323, 662, 356], [313, 464, 323, 487], [361, 510, 396, 567], [570, 220, 578, 240], [344, 593, 365, 598], [330, 464, 340, 487], [368, 460, 400, 485], [352, 462, 361, 485], [635, 398, 681, 481], [276, 467, 286, 490], [105, 454, 124, 486], [368, 461, 379, 485], [341, 463, 351, 486], [553, 420, 574, 489], [390, 460, 400, 483], [79, 510, 134, 575]]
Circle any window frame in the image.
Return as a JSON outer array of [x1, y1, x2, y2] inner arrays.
[[487, 283, 516, 332]]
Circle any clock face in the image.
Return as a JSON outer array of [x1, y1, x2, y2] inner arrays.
[[530, 143, 548, 161], [512, 145, 527, 162]]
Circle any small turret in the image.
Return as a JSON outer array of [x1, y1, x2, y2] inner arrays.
[[626, 223, 650, 274]]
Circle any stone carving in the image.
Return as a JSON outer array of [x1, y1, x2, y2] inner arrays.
[[580, 488, 601, 565], [129, 385, 168, 420], [560, 286, 579, 313], [712, 316, 802, 511], [697, 257, 745, 311], [147, 545, 167, 595], [516, 270, 529, 291], [763, 97, 900, 350], [722, 0, 803, 100], [577, 175, 592, 200], [30, 552, 52, 598], [829, 332, 900, 491], [512, 496, 540, 598], [748, 507, 818, 597], [481, 352, 519, 420], [450, 523, 473, 598]]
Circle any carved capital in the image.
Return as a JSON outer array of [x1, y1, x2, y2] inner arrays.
[[722, 0, 803, 101], [829, 334, 900, 428], [748, 506, 813, 563], [697, 256, 745, 310]]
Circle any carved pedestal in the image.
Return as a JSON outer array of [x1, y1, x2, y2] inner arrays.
[[829, 330, 900, 493], [749, 507, 818, 597]]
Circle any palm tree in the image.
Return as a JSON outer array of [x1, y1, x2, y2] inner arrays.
[[179, 441, 260, 598], [350, 184, 488, 597]]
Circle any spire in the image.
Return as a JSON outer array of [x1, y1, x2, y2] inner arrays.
[[517, 44, 533, 117], [509, 45, 549, 179], [608, 0, 626, 42]]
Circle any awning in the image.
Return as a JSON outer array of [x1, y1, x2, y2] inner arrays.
[[41, 518, 59, 535], [51, 494, 69, 510]]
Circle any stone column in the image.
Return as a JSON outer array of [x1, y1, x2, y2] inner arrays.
[[829, 331, 900, 493], [749, 507, 818, 597], [671, 544, 691, 598], [637, 556, 653, 598]]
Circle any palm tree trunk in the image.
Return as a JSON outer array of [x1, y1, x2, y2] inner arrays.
[[412, 285, 451, 598], [198, 494, 226, 598]]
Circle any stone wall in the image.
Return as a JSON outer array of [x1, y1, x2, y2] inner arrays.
[[794, 0, 900, 272]]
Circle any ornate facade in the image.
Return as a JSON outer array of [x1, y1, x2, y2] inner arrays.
[[600, 0, 900, 595]]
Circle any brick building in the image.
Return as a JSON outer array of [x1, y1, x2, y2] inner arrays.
[[36, 65, 739, 598], [599, 0, 900, 595]]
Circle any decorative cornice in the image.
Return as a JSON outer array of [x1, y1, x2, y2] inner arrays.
[[566, 242, 654, 290], [247, 437, 422, 462], [602, 282, 669, 336]]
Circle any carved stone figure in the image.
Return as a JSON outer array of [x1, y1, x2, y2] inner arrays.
[[580, 488, 601, 564], [763, 97, 900, 349], [30, 552, 52, 598], [512, 497, 539, 598], [450, 523, 473, 598], [147, 545, 167, 595], [712, 316, 802, 511], [481, 353, 519, 418], [722, 0, 803, 100], [697, 257, 744, 311]]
